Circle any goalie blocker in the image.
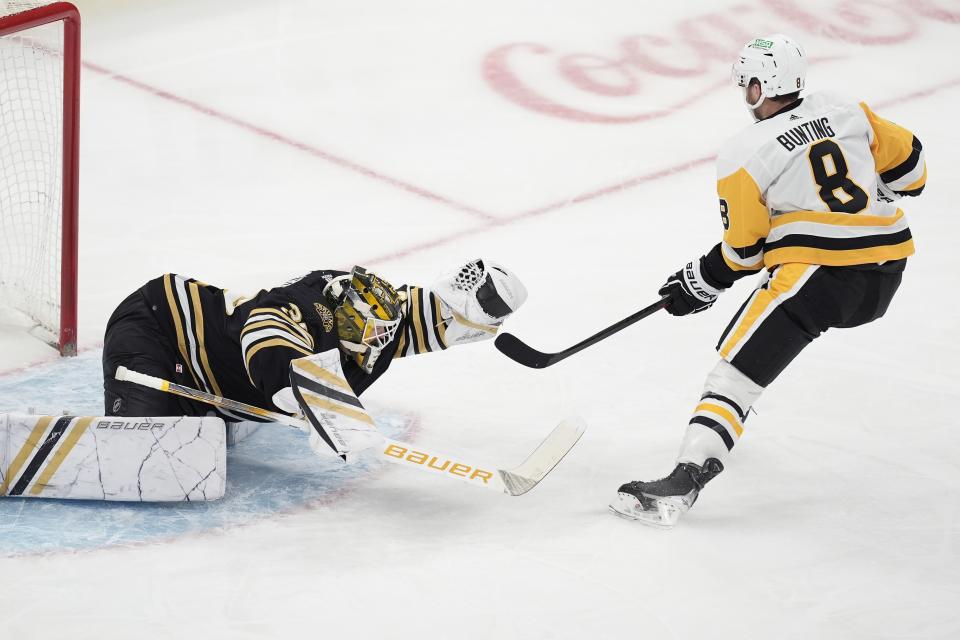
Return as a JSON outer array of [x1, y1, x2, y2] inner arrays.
[[0, 414, 226, 501]]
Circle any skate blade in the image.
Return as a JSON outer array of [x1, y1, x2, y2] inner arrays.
[[608, 492, 684, 529]]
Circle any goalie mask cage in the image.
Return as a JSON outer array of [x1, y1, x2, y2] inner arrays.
[[0, 2, 79, 356]]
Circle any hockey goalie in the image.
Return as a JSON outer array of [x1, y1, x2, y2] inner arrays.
[[0, 260, 528, 501]]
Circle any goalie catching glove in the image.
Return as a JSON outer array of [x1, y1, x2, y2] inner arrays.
[[431, 258, 528, 344], [659, 257, 727, 316]]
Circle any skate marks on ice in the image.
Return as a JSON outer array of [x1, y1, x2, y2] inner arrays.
[[0, 351, 416, 556]]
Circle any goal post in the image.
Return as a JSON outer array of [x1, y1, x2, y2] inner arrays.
[[0, 1, 79, 356]]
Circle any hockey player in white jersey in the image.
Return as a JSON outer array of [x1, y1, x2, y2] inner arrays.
[[610, 35, 926, 527]]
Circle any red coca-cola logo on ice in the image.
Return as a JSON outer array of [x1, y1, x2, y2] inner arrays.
[[482, 0, 959, 124]]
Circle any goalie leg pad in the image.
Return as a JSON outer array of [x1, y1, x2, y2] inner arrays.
[[0, 414, 226, 501]]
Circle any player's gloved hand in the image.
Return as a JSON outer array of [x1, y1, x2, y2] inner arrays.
[[658, 258, 725, 316]]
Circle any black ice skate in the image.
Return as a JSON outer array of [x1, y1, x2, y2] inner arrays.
[[609, 459, 723, 528]]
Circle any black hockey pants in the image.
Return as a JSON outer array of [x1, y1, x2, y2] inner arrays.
[[102, 291, 205, 417], [716, 260, 905, 387]]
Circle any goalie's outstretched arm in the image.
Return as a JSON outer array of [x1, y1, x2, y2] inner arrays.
[[394, 259, 528, 358]]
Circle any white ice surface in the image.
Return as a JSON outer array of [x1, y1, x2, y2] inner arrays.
[[1, 1, 959, 638]]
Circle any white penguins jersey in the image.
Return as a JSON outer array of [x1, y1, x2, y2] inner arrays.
[[715, 91, 926, 275]]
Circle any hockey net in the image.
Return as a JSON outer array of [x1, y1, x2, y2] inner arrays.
[[0, 1, 79, 356]]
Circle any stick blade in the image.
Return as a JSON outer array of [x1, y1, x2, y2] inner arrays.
[[494, 333, 557, 369], [498, 417, 587, 496]]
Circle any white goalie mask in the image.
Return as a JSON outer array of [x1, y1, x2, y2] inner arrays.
[[732, 34, 806, 117]]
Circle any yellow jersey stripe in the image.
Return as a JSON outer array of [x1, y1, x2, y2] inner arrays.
[[770, 209, 905, 229], [393, 329, 407, 359], [720, 264, 813, 358], [245, 337, 313, 373], [242, 319, 304, 337], [246, 307, 314, 346], [410, 287, 427, 354], [242, 319, 313, 350], [695, 403, 743, 437], [764, 241, 914, 268]]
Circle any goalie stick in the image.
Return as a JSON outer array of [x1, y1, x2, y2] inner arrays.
[[495, 297, 669, 369], [115, 367, 585, 496]]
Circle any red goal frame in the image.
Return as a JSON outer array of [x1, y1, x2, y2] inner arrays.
[[0, 2, 79, 356]]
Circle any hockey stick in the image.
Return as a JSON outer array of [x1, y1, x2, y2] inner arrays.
[[494, 297, 670, 369], [115, 366, 585, 496]]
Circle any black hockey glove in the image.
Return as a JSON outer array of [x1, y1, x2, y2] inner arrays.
[[658, 258, 725, 316]]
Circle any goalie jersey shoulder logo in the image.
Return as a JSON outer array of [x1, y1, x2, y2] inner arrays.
[[315, 302, 335, 333]]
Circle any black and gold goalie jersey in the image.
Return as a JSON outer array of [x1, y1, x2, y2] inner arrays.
[[138, 271, 458, 420]]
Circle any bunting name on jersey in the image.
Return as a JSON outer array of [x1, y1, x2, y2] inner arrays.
[[776, 117, 836, 152]]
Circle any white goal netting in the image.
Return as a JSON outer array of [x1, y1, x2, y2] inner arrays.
[[0, 1, 67, 348]]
